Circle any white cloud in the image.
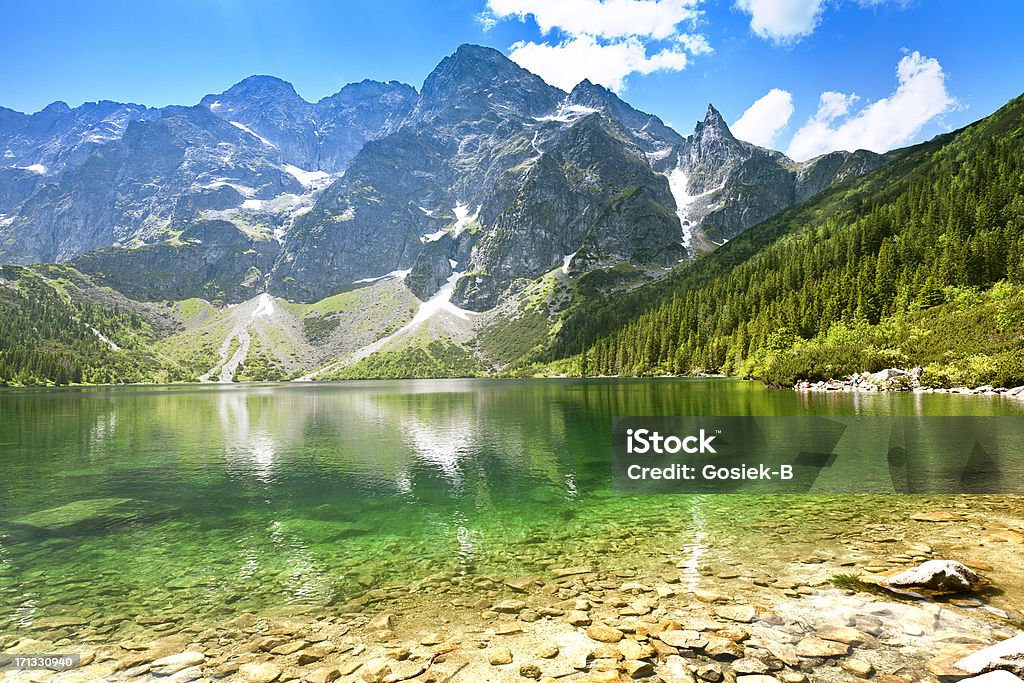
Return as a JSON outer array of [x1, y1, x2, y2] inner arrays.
[[736, 0, 913, 44], [486, 0, 701, 40], [676, 32, 714, 55], [786, 51, 955, 161], [509, 36, 689, 93], [734, 0, 824, 43], [731, 88, 795, 148], [485, 0, 708, 93]]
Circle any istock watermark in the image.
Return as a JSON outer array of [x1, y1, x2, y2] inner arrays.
[[612, 416, 1024, 494]]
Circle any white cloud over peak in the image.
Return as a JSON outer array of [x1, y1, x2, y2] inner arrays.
[[486, 0, 700, 40], [732, 88, 795, 147], [734, 0, 825, 43], [484, 0, 709, 93], [509, 36, 689, 92], [786, 51, 955, 161]]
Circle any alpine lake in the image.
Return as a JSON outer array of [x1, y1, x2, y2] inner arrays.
[[1, 378, 1023, 683]]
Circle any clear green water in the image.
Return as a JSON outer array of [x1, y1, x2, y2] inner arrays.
[[1, 378, 1022, 640]]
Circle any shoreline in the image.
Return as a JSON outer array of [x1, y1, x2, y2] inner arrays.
[[3, 371, 1024, 398], [3, 496, 1023, 682], [793, 368, 1024, 399]]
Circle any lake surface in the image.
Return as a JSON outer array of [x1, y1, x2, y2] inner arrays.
[[1, 378, 1023, 644]]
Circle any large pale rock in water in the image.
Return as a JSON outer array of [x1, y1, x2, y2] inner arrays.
[[882, 560, 981, 593], [956, 634, 1024, 676]]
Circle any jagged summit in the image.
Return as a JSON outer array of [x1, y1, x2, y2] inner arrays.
[[413, 43, 563, 122], [564, 79, 684, 153], [200, 75, 303, 111], [319, 79, 417, 107], [39, 101, 72, 114], [695, 103, 734, 139]]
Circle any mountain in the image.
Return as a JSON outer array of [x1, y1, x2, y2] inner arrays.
[[199, 76, 417, 172], [2, 105, 302, 264], [0, 43, 906, 385], [547, 93, 1024, 389], [0, 100, 157, 215]]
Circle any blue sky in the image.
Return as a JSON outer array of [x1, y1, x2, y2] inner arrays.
[[3, 0, 1023, 160]]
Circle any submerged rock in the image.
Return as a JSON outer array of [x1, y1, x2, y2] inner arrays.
[[238, 661, 282, 683], [882, 560, 982, 594], [795, 637, 848, 657], [587, 625, 624, 643], [150, 651, 205, 675], [910, 511, 962, 522], [9, 497, 146, 535]]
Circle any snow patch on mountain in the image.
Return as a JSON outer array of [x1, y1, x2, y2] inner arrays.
[[251, 292, 274, 319], [666, 166, 723, 252], [452, 203, 480, 235], [421, 228, 448, 243], [282, 164, 332, 189], [562, 251, 577, 274], [89, 326, 121, 351], [534, 105, 599, 124], [353, 269, 411, 285], [229, 121, 276, 148]]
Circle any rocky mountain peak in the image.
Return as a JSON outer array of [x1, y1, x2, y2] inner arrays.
[[321, 79, 417, 107], [217, 75, 301, 101], [414, 43, 563, 122], [568, 79, 609, 101], [40, 101, 72, 115], [695, 103, 734, 140], [564, 79, 683, 154]]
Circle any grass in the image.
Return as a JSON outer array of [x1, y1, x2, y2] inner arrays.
[[829, 573, 885, 595]]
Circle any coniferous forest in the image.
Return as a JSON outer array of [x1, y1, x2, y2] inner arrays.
[[548, 94, 1024, 387], [0, 266, 161, 385]]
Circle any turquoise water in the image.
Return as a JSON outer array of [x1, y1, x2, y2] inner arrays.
[[1, 378, 1022, 641]]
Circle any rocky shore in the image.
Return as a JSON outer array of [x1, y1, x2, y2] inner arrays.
[[794, 368, 1024, 397], [4, 500, 1024, 683]]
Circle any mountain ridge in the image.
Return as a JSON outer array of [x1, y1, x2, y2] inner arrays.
[[0, 43, 933, 386]]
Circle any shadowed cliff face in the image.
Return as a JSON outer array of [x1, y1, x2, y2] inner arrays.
[[0, 44, 882, 309]]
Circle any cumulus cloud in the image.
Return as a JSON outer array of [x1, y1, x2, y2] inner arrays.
[[734, 0, 825, 43], [509, 36, 689, 92], [735, 0, 912, 44], [484, 0, 709, 93], [786, 51, 955, 161], [486, 0, 700, 40], [732, 88, 795, 148], [676, 32, 714, 55]]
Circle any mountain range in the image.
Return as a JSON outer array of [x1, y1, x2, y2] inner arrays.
[[7, 43, 1004, 386]]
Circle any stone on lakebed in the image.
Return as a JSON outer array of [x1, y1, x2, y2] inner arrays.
[[8, 497, 159, 535]]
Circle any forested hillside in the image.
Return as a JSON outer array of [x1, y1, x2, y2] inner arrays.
[[549, 93, 1024, 387], [0, 266, 168, 385]]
